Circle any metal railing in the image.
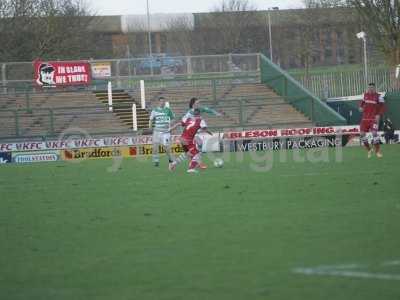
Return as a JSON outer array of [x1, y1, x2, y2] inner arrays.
[[1, 53, 260, 90], [0, 74, 261, 113], [0, 105, 123, 139], [0, 95, 314, 141], [292, 67, 400, 99]]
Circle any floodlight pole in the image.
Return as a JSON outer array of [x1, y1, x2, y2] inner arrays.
[[362, 37, 368, 86], [268, 10, 272, 61], [357, 31, 368, 86], [146, 0, 153, 75], [266, 7, 279, 62]]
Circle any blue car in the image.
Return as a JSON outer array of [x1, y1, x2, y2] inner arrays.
[[138, 56, 184, 73]]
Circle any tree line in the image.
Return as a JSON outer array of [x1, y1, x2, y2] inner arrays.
[[0, 0, 107, 62], [1, 0, 399, 68]]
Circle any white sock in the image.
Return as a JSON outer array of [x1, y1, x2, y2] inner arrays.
[[174, 153, 187, 165]]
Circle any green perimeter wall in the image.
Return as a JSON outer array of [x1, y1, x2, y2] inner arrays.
[[260, 54, 347, 126]]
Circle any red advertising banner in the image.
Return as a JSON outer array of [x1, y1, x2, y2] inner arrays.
[[223, 126, 361, 140], [34, 60, 91, 87]]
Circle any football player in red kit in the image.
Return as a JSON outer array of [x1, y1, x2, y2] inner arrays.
[[169, 108, 212, 173], [359, 83, 385, 158]]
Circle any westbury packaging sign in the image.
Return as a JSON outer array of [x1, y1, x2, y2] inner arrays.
[[34, 60, 91, 87]]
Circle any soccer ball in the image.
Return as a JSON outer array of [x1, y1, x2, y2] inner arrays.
[[213, 158, 224, 168]]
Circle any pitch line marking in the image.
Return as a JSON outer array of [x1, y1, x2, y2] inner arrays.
[[293, 260, 400, 281], [293, 267, 400, 281], [382, 260, 400, 266], [279, 170, 389, 178]]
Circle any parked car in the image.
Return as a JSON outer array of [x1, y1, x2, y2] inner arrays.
[[137, 56, 184, 74]]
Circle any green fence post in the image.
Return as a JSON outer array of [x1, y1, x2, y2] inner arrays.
[[14, 110, 20, 137], [49, 109, 55, 136], [212, 79, 217, 104]]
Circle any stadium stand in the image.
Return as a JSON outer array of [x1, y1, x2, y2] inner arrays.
[[93, 90, 150, 129], [0, 90, 128, 139], [135, 82, 312, 129], [0, 80, 313, 139]]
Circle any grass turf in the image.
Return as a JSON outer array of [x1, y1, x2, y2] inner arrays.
[[1, 145, 399, 300]]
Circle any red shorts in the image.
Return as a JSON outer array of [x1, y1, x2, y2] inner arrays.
[[180, 138, 199, 157], [360, 119, 378, 132]]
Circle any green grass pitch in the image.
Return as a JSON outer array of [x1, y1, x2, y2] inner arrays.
[[1, 145, 400, 300]]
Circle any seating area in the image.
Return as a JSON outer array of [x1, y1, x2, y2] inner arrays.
[[93, 90, 150, 130], [140, 82, 312, 130], [0, 80, 312, 139], [0, 90, 128, 139]]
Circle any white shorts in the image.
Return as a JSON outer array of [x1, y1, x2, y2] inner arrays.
[[152, 131, 171, 147]]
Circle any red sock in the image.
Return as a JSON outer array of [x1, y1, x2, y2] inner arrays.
[[189, 160, 199, 169], [374, 143, 380, 153]]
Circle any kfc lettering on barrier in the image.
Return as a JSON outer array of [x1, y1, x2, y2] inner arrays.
[[0, 135, 181, 153]]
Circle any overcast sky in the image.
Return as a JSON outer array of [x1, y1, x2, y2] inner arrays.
[[88, 0, 304, 15]]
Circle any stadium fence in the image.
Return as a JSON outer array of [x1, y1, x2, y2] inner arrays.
[[1, 54, 259, 92], [292, 67, 400, 99]]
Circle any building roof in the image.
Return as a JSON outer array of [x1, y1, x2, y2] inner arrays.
[[89, 8, 358, 34], [121, 13, 194, 33], [194, 8, 359, 28]]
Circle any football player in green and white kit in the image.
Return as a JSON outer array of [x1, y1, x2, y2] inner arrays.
[[149, 97, 175, 168], [183, 97, 221, 120]]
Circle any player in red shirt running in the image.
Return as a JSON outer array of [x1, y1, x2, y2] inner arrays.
[[169, 108, 213, 173], [359, 83, 385, 158]]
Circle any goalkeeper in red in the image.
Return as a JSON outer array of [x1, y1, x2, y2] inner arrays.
[[169, 108, 212, 173], [359, 82, 385, 158]]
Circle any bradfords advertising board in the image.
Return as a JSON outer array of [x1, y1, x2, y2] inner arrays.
[[34, 60, 91, 87], [61, 145, 183, 160], [62, 147, 137, 160], [135, 144, 185, 156], [13, 151, 60, 163]]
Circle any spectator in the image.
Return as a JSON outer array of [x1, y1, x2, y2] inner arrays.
[[383, 118, 395, 144]]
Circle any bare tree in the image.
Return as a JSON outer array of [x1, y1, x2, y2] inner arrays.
[[165, 15, 194, 56], [124, 18, 148, 57], [196, 0, 260, 54], [347, 0, 400, 65], [279, 1, 354, 77], [304, 0, 347, 7], [0, 0, 97, 61]]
